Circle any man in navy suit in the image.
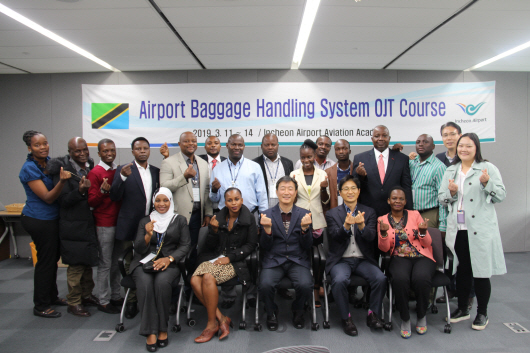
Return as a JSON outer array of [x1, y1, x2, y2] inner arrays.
[[325, 175, 386, 336], [352, 125, 412, 217], [258, 176, 313, 331], [110, 137, 160, 318]]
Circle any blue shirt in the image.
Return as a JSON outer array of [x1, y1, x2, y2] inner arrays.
[[336, 163, 351, 188], [210, 156, 268, 213], [19, 156, 59, 220]]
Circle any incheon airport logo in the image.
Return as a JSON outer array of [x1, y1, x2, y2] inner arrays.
[[456, 102, 485, 116], [91, 103, 129, 129]]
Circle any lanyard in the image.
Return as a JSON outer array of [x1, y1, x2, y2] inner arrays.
[[412, 160, 427, 184], [228, 157, 244, 187], [264, 156, 280, 185], [187, 159, 198, 185], [154, 231, 166, 254]]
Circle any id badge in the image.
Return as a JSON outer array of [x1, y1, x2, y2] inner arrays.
[[140, 253, 156, 264], [193, 188, 201, 202], [269, 184, 277, 199], [457, 210, 465, 224], [337, 195, 344, 206]]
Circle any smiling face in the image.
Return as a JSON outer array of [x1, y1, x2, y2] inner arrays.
[[339, 179, 360, 204], [224, 189, 243, 214], [276, 180, 297, 207], [371, 126, 390, 152], [316, 136, 332, 159], [457, 136, 476, 163], [29, 134, 49, 160], [441, 126, 461, 151], [179, 132, 198, 157], [300, 147, 315, 171], [388, 189, 407, 212], [98, 142, 116, 165], [154, 194, 171, 214], [227, 135, 245, 161], [68, 138, 89, 165]]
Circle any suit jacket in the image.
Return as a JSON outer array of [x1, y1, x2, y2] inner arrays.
[[352, 149, 412, 217], [198, 154, 226, 164], [324, 162, 354, 212], [436, 152, 451, 167], [160, 152, 212, 223], [130, 215, 191, 274], [290, 168, 329, 229], [110, 162, 160, 241], [253, 154, 294, 199], [324, 203, 378, 274], [259, 204, 313, 269]]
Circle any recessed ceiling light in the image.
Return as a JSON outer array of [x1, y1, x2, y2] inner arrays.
[[0, 2, 120, 72], [464, 39, 530, 71], [291, 0, 321, 69]]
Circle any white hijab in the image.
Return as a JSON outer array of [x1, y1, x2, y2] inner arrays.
[[150, 187, 176, 233]]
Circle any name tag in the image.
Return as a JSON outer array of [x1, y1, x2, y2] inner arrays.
[[269, 184, 277, 199], [140, 253, 156, 264], [209, 255, 225, 263], [193, 188, 201, 202], [457, 210, 465, 224], [337, 195, 344, 206]]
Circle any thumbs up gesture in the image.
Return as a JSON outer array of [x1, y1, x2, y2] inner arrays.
[[479, 169, 490, 186], [260, 213, 272, 235], [211, 177, 221, 193], [184, 163, 197, 179], [301, 212, 312, 231], [379, 219, 389, 235], [418, 217, 429, 235], [145, 220, 157, 236], [448, 179, 458, 196], [320, 176, 329, 188], [356, 162, 367, 177], [209, 215, 219, 233], [120, 162, 133, 177], [160, 142, 169, 159]]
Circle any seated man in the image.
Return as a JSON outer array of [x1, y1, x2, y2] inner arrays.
[[325, 175, 386, 336], [259, 176, 314, 331]]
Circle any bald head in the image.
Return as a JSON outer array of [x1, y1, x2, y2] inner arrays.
[[261, 133, 279, 160], [179, 131, 197, 158], [68, 137, 89, 167], [227, 134, 245, 163], [371, 125, 391, 152]]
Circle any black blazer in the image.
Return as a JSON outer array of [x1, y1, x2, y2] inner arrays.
[[130, 215, 191, 274], [259, 204, 313, 270], [197, 205, 258, 283], [352, 149, 412, 217], [436, 152, 451, 167], [198, 154, 226, 163], [324, 203, 378, 274], [110, 161, 160, 241], [253, 154, 294, 198]]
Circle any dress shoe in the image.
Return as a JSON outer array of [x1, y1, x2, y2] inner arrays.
[[67, 304, 91, 317], [97, 303, 120, 314], [156, 338, 168, 348], [471, 313, 488, 330], [220, 300, 235, 309], [52, 297, 68, 306], [277, 288, 294, 300], [435, 291, 455, 304], [33, 308, 61, 318], [449, 308, 470, 323], [82, 294, 100, 307], [194, 324, 219, 343], [292, 310, 305, 329], [266, 311, 279, 331], [219, 316, 233, 340], [125, 302, 138, 319], [366, 312, 384, 329], [110, 298, 125, 307], [146, 343, 157, 352], [341, 318, 358, 336]]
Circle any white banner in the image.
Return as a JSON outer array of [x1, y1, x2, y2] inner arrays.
[[82, 82, 495, 148]]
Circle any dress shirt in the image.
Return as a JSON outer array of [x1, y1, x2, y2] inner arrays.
[[342, 203, 364, 259], [294, 157, 335, 171], [210, 156, 268, 213], [409, 154, 448, 231], [373, 148, 389, 172], [264, 155, 286, 208], [98, 160, 117, 171], [207, 154, 222, 209], [120, 161, 152, 216], [69, 157, 91, 178]]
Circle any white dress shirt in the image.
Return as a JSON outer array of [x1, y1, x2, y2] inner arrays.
[[207, 154, 222, 210], [264, 154, 286, 208], [121, 161, 152, 216], [374, 147, 389, 172], [98, 160, 117, 171]]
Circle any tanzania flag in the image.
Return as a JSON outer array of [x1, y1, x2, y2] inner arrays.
[[92, 103, 129, 129]]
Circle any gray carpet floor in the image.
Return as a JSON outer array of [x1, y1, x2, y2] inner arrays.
[[0, 252, 529, 353]]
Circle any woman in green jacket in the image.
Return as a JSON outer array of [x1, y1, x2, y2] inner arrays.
[[439, 133, 506, 331]]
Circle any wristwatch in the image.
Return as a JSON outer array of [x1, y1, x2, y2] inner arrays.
[[168, 256, 174, 263]]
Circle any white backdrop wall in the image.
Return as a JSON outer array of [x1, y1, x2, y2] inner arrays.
[[0, 69, 528, 258]]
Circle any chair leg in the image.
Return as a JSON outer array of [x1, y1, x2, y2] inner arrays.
[[241, 285, 247, 328], [443, 286, 452, 333], [388, 282, 393, 325], [186, 291, 196, 327], [322, 272, 330, 328], [116, 288, 130, 333], [254, 291, 260, 326], [176, 282, 184, 326]]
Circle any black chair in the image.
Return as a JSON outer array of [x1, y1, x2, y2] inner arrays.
[[317, 228, 382, 329], [185, 226, 259, 330], [381, 227, 452, 333], [115, 245, 187, 333]]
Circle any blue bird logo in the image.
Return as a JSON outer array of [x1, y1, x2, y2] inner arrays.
[[456, 102, 485, 116]]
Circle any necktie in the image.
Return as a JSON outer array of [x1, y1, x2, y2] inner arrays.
[[378, 154, 385, 184], [212, 159, 217, 169]]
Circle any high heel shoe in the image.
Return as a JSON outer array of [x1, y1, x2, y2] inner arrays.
[[156, 338, 168, 348], [219, 316, 233, 341], [194, 324, 219, 343]]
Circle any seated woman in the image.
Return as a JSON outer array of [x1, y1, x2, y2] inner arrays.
[[191, 187, 258, 343], [130, 187, 191, 352], [378, 186, 434, 339]]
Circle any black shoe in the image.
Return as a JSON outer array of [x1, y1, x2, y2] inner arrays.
[[220, 300, 235, 309], [125, 302, 138, 319], [247, 297, 256, 308], [266, 311, 279, 331], [341, 318, 358, 336], [292, 310, 305, 329], [97, 303, 120, 314], [146, 343, 157, 352], [82, 294, 100, 307], [33, 308, 62, 318], [366, 312, 384, 329], [277, 288, 294, 300], [110, 298, 125, 307], [449, 308, 470, 323], [52, 297, 68, 306], [471, 313, 488, 330], [157, 338, 169, 348]]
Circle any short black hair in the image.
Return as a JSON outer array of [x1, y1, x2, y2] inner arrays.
[[452, 133, 485, 164], [275, 175, 298, 191], [131, 137, 150, 149], [261, 133, 278, 144], [300, 139, 317, 151], [23, 130, 42, 146], [316, 135, 332, 144], [440, 122, 462, 135], [227, 134, 244, 145], [224, 187, 242, 198], [338, 175, 360, 192], [388, 185, 406, 199], [205, 135, 220, 143], [98, 138, 115, 151]]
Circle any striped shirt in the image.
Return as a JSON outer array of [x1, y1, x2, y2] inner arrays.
[[409, 153, 448, 231]]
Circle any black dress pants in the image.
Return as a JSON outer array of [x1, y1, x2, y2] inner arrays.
[[21, 214, 60, 312]]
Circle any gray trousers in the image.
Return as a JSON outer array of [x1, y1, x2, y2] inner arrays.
[[96, 226, 122, 305]]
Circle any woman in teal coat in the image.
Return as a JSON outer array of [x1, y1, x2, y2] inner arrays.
[[439, 133, 506, 331]]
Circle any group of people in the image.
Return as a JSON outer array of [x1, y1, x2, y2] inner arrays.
[[18, 121, 506, 351]]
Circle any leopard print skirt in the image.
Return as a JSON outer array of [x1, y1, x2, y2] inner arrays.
[[192, 261, 236, 284]]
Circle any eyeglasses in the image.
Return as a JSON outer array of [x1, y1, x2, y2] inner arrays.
[[341, 187, 358, 192], [442, 132, 459, 138]]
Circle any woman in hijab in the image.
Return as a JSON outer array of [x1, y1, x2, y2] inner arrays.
[[130, 187, 191, 352]]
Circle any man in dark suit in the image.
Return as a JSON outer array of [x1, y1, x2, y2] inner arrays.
[[258, 176, 313, 331], [325, 175, 386, 336], [110, 137, 159, 318], [352, 125, 412, 217]]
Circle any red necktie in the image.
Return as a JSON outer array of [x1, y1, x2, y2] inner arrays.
[[378, 154, 385, 184], [212, 159, 217, 169]]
